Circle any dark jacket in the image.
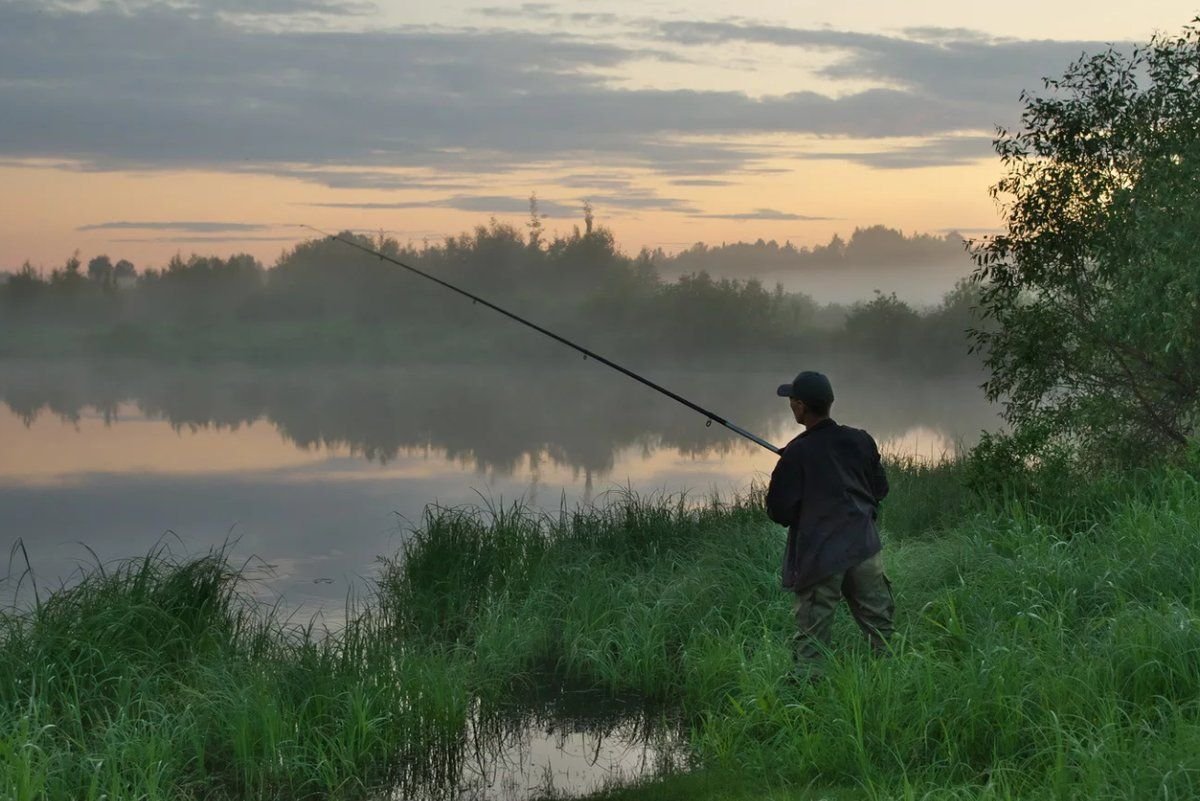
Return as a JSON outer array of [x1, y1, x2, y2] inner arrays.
[[765, 418, 889, 591]]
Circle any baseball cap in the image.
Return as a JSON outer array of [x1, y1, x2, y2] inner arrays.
[[776, 371, 834, 405]]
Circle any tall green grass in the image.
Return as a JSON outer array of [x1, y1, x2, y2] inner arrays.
[[3, 458, 1199, 800], [0, 547, 471, 800], [380, 460, 1200, 800]]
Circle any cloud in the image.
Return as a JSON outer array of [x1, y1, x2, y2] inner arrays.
[[0, 2, 648, 170], [251, 167, 476, 191], [109, 235, 301, 243], [474, 4, 625, 27], [77, 221, 274, 232], [309, 195, 580, 217], [690, 208, 832, 221], [801, 135, 995, 169], [476, 2, 555, 17], [583, 193, 699, 214], [557, 173, 638, 190], [657, 21, 1126, 112], [901, 26, 998, 44], [670, 178, 734, 187], [194, 0, 374, 15], [0, 3, 1128, 182], [442, 195, 577, 216], [64, 0, 375, 16], [307, 190, 697, 216]]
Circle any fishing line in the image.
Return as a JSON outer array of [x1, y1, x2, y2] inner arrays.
[[302, 225, 781, 455]]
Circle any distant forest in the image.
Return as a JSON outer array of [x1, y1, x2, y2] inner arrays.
[[656, 224, 969, 275], [1, 221, 982, 372]]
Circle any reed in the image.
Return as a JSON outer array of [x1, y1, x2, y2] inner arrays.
[[0, 545, 471, 800], [3, 458, 1199, 799]]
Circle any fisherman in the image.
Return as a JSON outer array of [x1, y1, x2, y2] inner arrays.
[[765, 371, 894, 681]]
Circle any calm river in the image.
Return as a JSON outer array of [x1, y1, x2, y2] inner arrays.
[[0, 358, 997, 617]]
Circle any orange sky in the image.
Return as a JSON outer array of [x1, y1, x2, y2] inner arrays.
[[0, 150, 1006, 269]]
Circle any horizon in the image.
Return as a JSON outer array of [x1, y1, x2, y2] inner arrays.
[[2, 219, 973, 273]]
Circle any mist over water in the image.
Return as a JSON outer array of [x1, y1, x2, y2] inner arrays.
[[0, 358, 995, 616]]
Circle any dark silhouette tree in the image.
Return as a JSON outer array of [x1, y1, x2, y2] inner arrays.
[[50, 252, 86, 296], [114, 259, 136, 284], [87, 255, 113, 283], [526, 192, 544, 250], [3, 262, 45, 307]]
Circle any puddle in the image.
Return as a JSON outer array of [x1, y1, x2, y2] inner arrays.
[[394, 685, 690, 801]]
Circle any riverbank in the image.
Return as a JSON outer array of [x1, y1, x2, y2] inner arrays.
[[2, 455, 1198, 799]]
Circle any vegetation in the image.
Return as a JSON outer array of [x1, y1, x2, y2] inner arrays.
[[664, 225, 967, 275], [7, 17, 1200, 801], [1, 223, 979, 372], [971, 22, 1200, 463], [3, 450, 1200, 800]]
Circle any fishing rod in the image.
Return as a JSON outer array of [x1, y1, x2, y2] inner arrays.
[[302, 225, 782, 455]]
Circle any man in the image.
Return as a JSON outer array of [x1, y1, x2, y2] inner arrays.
[[765, 370, 894, 679]]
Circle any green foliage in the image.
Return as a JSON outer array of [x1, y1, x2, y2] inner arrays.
[[4, 460, 1200, 799], [0, 545, 469, 801], [876, 454, 980, 541], [2, 263, 44, 307], [842, 291, 922, 361], [1, 217, 980, 371], [380, 461, 1200, 800], [971, 22, 1200, 463], [140, 253, 265, 321]]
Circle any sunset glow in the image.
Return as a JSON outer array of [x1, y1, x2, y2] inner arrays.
[[3, 0, 1195, 271]]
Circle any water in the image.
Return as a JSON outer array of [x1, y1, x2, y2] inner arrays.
[[440, 689, 686, 801], [0, 358, 995, 615]]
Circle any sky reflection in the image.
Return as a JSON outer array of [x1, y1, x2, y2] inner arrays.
[[0, 360, 996, 615]]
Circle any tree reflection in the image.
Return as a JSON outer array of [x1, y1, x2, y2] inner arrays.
[[0, 360, 996, 476]]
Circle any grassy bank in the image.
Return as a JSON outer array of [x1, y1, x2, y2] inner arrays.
[[2, 456, 1199, 799]]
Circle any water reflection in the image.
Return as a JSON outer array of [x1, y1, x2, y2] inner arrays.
[[0, 359, 996, 615], [0, 359, 994, 477], [437, 687, 685, 801]]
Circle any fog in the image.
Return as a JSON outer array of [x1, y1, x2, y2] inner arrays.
[[2, 223, 982, 375], [0, 358, 994, 615], [0, 219, 994, 612], [653, 225, 974, 305]]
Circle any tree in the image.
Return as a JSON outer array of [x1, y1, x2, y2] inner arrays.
[[87, 254, 116, 291], [49, 252, 86, 295], [970, 22, 1200, 462], [843, 291, 922, 361], [526, 192, 544, 250], [4, 262, 45, 307], [87, 254, 113, 282], [114, 259, 136, 283]]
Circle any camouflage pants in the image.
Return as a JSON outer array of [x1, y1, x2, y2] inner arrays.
[[793, 552, 895, 673]]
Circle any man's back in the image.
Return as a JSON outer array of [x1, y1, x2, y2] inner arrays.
[[766, 418, 889, 590]]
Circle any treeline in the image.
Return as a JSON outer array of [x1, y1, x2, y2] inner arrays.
[[1, 221, 981, 371], [657, 225, 969, 275]]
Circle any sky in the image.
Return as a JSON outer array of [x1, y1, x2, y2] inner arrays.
[[1, 0, 1197, 270]]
